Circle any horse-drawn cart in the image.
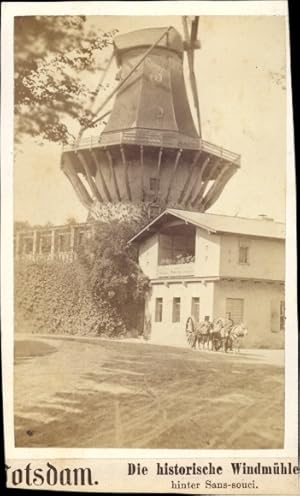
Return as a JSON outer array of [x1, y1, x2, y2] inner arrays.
[[185, 316, 223, 351], [185, 316, 247, 352]]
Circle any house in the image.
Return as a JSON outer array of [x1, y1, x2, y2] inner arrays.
[[129, 209, 285, 348]]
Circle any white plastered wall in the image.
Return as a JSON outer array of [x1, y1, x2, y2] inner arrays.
[[147, 281, 215, 346]]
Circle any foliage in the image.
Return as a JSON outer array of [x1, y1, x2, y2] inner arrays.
[[65, 216, 79, 225], [14, 219, 150, 337], [89, 201, 151, 226], [78, 220, 150, 331], [14, 220, 56, 231], [14, 16, 117, 144], [15, 260, 126, 337], [14, 220, 32, 231]]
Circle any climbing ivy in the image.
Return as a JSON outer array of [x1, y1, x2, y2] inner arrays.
[[14, 260, 126, 337]]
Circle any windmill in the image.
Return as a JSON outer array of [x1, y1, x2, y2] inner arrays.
[[61, 18, 240, 220]]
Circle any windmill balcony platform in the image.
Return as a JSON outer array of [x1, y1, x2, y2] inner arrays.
[[61, 136, 240, 212], [62, 135, 241, 167]]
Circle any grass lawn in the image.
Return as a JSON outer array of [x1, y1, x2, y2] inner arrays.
[[14, 335, 284, 449]]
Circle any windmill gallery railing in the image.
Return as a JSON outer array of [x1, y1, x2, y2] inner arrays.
[[62, 136, 241, 167]]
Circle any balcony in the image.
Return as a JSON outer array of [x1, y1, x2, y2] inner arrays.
[[157, 225, 196, 277]]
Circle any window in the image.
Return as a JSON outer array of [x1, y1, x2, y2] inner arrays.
[[155, 298, 163, 322], [150, 177, 160, 192], [158, 229, 195, 265], [239, 241, 249, 264], [149, 204, 160, 219], [226, 298, 244, 324], [270, 299, 280, 333], [191, 297, 200, 322], [172, 297, 181, 323], [280, 300, 285, 330]]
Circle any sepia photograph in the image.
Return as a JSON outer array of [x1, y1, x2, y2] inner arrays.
[[9, 9, 289, 453]]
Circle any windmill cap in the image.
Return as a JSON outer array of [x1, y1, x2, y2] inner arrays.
[[113, 27, 184, 57]]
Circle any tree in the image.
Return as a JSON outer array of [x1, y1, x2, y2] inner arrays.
[[14, 16, 117, 144], [65, 216, 78, 225], [78, 220, 150, 332], [14, 220, 32, 231]]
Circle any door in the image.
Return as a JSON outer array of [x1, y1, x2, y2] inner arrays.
[[225, 298, 244, 324], [280, 300, 285, 330], [191, 297, 200, 322]]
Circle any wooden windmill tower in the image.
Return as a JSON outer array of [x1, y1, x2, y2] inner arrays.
[[61, 17, 240, 220]]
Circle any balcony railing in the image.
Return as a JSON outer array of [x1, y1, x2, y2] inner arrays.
[[201, 140, 241, 166], [157, 262, 195, 277]]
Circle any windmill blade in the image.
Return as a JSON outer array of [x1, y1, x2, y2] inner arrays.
[[189, 57, 202, 139], [190, 16, 199, 65], [77, 51, 114, 144], [89, 52, 114, 114], [182, 16, 202, 138], [190, 16, 199, 41]]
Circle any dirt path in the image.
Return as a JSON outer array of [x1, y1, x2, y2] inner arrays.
[[14, 334, 284, 449]]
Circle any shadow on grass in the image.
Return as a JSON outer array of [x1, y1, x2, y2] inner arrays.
[[14, 340, 58, 365]]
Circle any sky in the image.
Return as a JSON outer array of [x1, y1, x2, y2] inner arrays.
[[14, 15, 287, 225]]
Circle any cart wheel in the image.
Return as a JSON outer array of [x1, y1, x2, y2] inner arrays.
[[186, 316, 195, 347]]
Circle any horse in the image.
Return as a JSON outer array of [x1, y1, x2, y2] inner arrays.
[[209, 318, 233, 351], [192, 320, 213, 350], [225, 323, 248, 353]]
